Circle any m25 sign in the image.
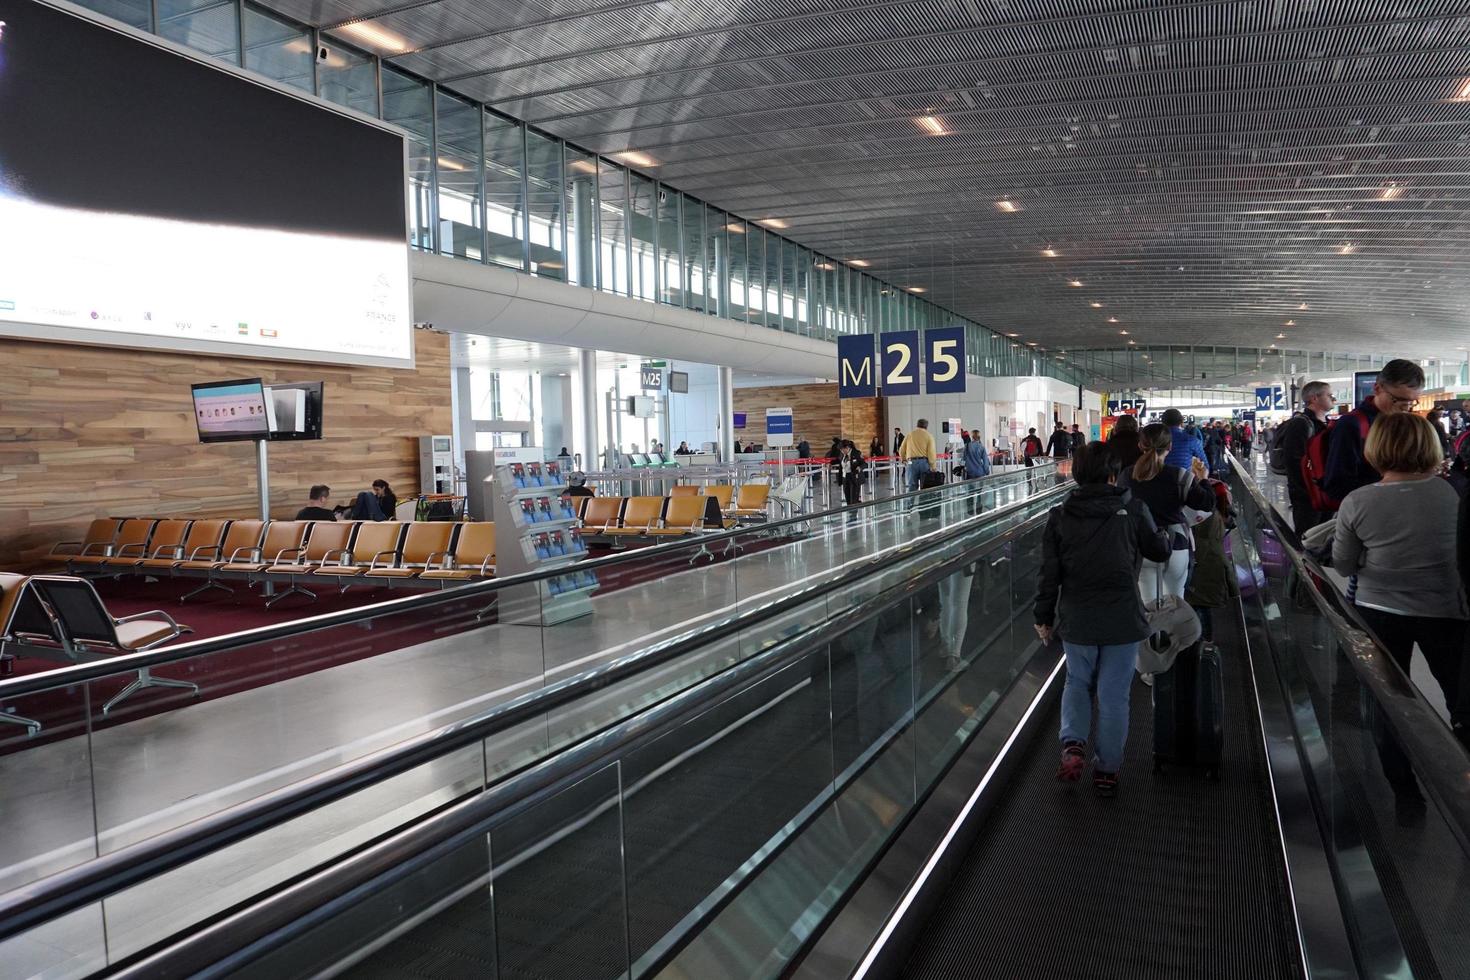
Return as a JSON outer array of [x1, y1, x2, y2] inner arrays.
[[837, 328, 966, 398]]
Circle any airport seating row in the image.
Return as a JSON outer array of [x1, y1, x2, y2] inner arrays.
[[52, 518, 497, 604], [1, 572, 195, 727]]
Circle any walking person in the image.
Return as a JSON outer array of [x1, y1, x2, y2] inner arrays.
[[1034, 441, 1171, 797], [901, 418, 937, 491], [1123, 423, 1218, 601], [832, 440, 866, 506], [1021, 427, 1044, 468], [1274, 380, 1333, 534], [1105, 414, 1142, 470], [1046, 422, 1071, 460]]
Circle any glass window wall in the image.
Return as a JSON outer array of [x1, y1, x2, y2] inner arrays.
[[525, 131, 565, 281], [629, 175, 657, 302], [565, 147, 598, 287], [681, 195, 706, 314], [381, 67, 434, 251], [484, 112, 526, 270], [157, 0, 238, 62], [73, 0, 151, 29], [242, 5, 312, 91], [435, 91, 482, 261], [657, 189, 680, 307], [598, 161, 629, 296], [317, 37, 377, 116]]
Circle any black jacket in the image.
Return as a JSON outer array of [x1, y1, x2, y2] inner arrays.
[[1047, 430, 1071, 457], [1120, 464, 1217, 533], [1035, 485, 1171, 645], [1276, 411, 1326, 498], [831, 451, 865, 484], [1322, 399, 1381, 502], [1106, 432, 1142, 470]]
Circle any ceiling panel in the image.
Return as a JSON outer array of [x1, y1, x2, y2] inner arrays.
[[257, 0, 1470, 358]]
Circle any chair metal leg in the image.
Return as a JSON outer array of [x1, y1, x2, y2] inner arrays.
[[264, 581, 316, 608], [180, 577, 232, 603], [0, 709, 41, 737], [102, 667, 199, 716]]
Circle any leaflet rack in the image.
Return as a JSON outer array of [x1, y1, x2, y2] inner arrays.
[[486, 459, 597, 625]]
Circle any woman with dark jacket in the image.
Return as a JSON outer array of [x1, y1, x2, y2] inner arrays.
[[1120, 423, 1217, 600], [1105, 414, 1142, 470], [1034, 442, 1171, 797]]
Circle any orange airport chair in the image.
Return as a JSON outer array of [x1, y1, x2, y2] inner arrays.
[[136, 520, 230, 575], [569, 495, 592, 520], [311, 522, 405, 592], [118, 519, 192, 574], [419, 522, 496, 585], [702, 485, 735, 509], [602, 497, 665, 542], [580, 497, 625, 535], [646, 495, 709, 537], [264, 521, 357, 607], [49, 519, 120, 563], [670, 485, 701, 497], [214, 521, 308, 581], [67, 519, 156, 574], [362, 522, 455, 582], [728, 483, 771, 519], [179, 519, 265, 601]]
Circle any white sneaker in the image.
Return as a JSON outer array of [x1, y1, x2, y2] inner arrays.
[[1140, 672, 1154, 687]]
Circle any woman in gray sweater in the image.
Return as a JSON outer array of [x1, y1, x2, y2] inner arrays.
[[1334, 411, 1467, 739]]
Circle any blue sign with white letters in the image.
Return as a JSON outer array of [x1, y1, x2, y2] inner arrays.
[[880, 330, 921, 396], [1255, 386, 1278, 411], [837, 334, 876, 398], [924, 326, 966, 394]]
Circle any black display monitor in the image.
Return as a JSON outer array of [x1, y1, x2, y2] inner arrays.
[[669, 371, 689, 393], [265, 381, 325, 440], [191, 379, 269, 443]]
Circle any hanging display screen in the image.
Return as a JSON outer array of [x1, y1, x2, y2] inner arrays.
[[0, 0, 413, 366]]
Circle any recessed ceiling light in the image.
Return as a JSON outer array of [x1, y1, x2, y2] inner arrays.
[[1006, 332, 1020, 337], [908, 286, 926, 293], [335, 21, 410, 53], [1068, 279, 1083, 287], [1338, 243, 1356, 255], [1276, 333, 1287, 339], [849, 259, 871, 268], [613, 150, 658, 168], [1090, 301, 1103, 308], [1119, 330, 1129, 335], [1298, 303, 1309, 310], [1456, 78, 1470, 100], [757, 217, 789, 230], [1284, 319, 1295, 326], [725, 223, 746, 234], [1269, 343, 1278, 349], [567, 158, 598, 175], [1128, 340, 1137, 345], [1380, 184, 1402, 200], [1026, 341, 1038, 346], [436, 157, 467, 172], [813, 261, 835, 271], [996, 199, 1019, 213], [916, 115, 948, 136], [1041, 247, 1059, 258], [1107, 316, 1119, 323]]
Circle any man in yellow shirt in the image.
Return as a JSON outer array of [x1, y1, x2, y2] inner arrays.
[[901, 418, 938, 490]]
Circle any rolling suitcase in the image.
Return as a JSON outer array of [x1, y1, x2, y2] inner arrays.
[[1152, 639, 1224, 780], [918, 470, 945, 519]]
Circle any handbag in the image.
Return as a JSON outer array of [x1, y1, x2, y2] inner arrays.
[[1139, 573, 1202, 675]]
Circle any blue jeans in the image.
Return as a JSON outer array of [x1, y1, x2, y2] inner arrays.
[[906, 457, 931, 491], [1060, 640, 1139, 773]]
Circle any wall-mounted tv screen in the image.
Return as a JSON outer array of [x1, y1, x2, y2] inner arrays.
[[669, 371, 689, 393], [193, 379, 269, 443], [0, 0, 412, 367], [265, 381, 324, 441]]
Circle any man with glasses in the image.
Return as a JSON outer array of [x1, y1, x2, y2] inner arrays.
[[1322, 358, 1426, 503]]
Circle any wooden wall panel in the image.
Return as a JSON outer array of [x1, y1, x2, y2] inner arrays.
[[731, 383, 879, 454], [1, 331, 451, 570]]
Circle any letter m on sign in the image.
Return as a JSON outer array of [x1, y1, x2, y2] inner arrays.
[[838, 334, 876, 398]]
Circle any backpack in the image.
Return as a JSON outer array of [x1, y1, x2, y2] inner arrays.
[[1268, 414, 1309, 476], [1301, 411, 1372, 513]]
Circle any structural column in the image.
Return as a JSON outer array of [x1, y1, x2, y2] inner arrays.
[[577, 347, 600, 470], [717, 365, 736, 463]]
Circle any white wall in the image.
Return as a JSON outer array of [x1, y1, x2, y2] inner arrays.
[[886, 375, 1104, 449]]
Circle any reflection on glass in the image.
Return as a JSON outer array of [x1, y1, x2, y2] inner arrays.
[[746, 228, 765, 326], [72, 0, 150, 28], [242, 6, 311, 91], [435, 91, 482, 260], [657, 188, 680, 306], [681, 194, 705, 313], [525, 132, 565, 280], [565, 147, 598, 287], [157, 0, 238, 61], [484, 112, 526, 270], [381, 68, 433, 251], [629, 174, 657, 302], [598, 160, 628, 294], [316, 37, 377, 117]]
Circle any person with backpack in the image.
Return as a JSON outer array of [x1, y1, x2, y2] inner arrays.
[[1321, 358, 1426, 503], [1184, 480, 1236, 651], [1122, 423, 1219, 601], [1274, 380, 1333, 533], [1335, 411, 1468, 753], [1160, 408, 1207, 473], [1021, 427, 1044, 467], [1034, 441, 1171, 797]]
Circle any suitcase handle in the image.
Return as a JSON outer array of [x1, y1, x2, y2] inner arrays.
[[989, 554, 1009, 568]]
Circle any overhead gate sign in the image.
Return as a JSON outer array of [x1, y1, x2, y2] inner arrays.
[[838, 328, 966, 397]]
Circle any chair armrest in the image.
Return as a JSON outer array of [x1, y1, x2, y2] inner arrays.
[[227, 546, 262, 562], [80, 542, 114, 557], [150, 544, 186, 560], [114, 542, 149, 558], [187, 544, 222, 561], [271, 547, 305, 563], [49, 540, 84, 557], [320, 548, 354, 566], [367, 551, 401, 571], [424, 550, 453, 569], [115, 608, 185, 635], [478, 556, 496, 575]]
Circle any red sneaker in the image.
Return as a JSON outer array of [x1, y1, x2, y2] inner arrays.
[[1057, 740, 1086, 782]]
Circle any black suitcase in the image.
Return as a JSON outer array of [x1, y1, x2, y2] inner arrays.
[[1152, 640, 1223, 779], [918, 470, 945, 519]]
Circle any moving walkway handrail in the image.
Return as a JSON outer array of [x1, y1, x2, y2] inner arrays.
[[1228, 451, 1470, 853], [111, 477, 1072, 979], [0, 477, 1074, 946], [0, 461, 1057, 702]]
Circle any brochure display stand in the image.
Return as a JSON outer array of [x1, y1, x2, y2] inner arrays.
[[487, 460, 597, 625]]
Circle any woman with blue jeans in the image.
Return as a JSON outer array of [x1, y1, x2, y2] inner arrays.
[[1034, 441, 1171, 796]]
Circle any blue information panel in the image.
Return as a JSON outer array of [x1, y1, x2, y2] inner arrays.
[[924, 326, 966, 394], [1255, 385, 1286, 411], [837, 334, 876, 398], [880, 330, 921, 396]]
